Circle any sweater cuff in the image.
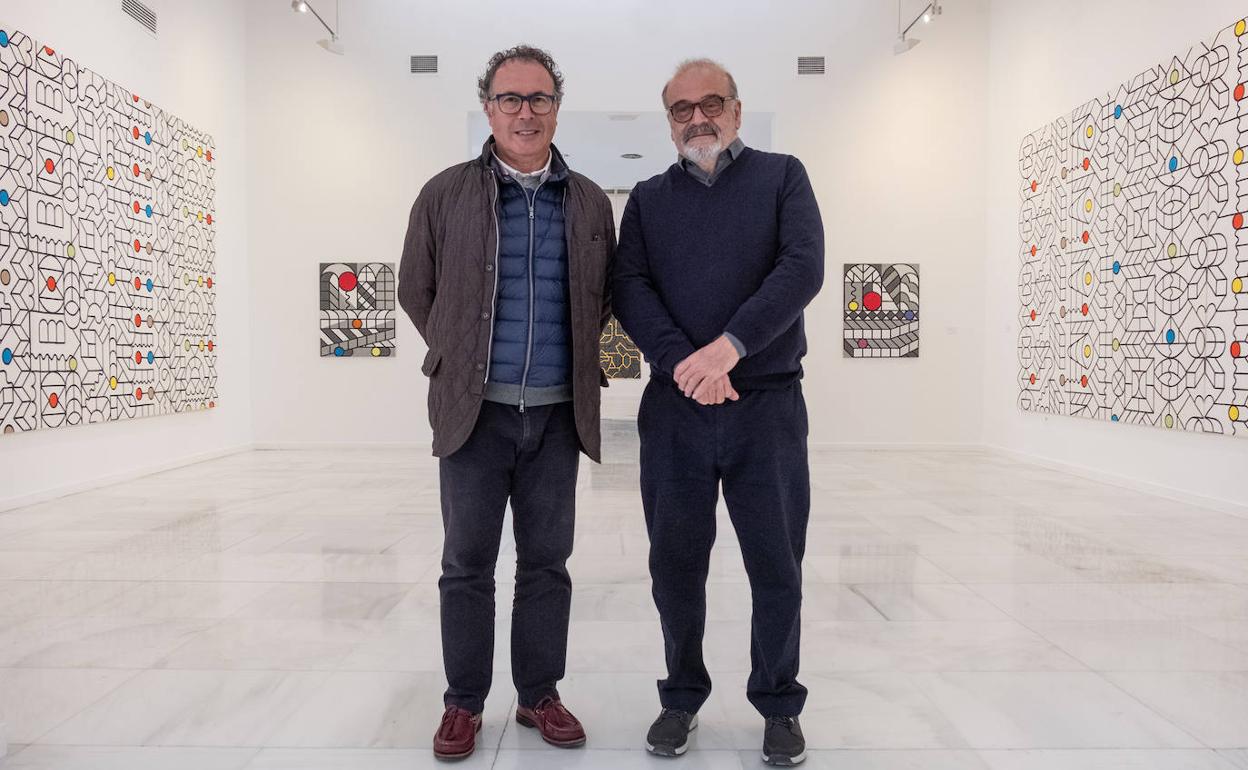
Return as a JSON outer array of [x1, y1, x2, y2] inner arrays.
[[722, 332, 747, 358]]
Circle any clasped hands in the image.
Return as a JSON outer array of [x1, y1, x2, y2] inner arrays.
[[673, 335, 741, 406]]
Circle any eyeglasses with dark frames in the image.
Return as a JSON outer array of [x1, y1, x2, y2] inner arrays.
[[488, 92, 559, 115], [666, 94, 737, 123]]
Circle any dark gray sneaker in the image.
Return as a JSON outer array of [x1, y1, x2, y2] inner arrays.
[[762, 715, 806, 766], [645, 708, 698, 757]]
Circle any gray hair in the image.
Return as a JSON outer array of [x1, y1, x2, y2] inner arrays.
[[477, 44, 565, 104], [661, 58, 739, 106]]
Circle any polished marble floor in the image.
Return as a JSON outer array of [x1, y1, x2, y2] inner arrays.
[[1, 423, 1247, 768]]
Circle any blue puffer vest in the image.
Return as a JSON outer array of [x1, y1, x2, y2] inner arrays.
[[483, 152, 572, 409]]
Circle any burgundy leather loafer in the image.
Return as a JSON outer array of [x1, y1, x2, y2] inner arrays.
[[433, 705, 482, 760], [515, 695, 586, 747]]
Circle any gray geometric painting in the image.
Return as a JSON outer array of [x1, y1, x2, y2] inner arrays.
[[1018, 14, 1248, 436], [0, 23, 218, 435], [843, 263, 919, 358], [319, 262, 395, 357]]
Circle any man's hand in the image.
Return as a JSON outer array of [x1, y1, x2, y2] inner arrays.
[[691, 373, 740, 406], [674, 335, 741, 398]]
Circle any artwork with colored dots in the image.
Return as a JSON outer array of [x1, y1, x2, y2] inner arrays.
[[843, 263, 919, 358], [1018, 15, 1248, 437], [599, 316, 641, 378], [319, 262, 395, 357], [0, 24, 218, 435]]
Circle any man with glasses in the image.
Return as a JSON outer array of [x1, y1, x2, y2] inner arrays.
[[398, 44, 615, 761], [613, 58, 824, 766]]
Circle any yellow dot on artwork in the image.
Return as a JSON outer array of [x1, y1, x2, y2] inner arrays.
[[1168, 243, 1178, 258], [1231, 405, 1242, 421], [1165, 414, 1175, 428], [66, 244, 75, 258], [848, 301, 859, 311], [197, 211, 204, 222], [1086, 125, 1094, 138], [371, 347, 381, 357], [65, 129, 75, 144], [197, 275, 203, 286], [1113, 182, 1122, 196], [197, 146, 203, 157], [1085, 272, 1093, 286], [1234, 277, 1244, 293], [1085, 199, 1093, 212], [109, 376, 118, 390], [199, 340, 205, 352], [108, 272, 116, 285], [68, 357, 77, 371], [1237, 19, 1246, 35], [1112, 338, 1121, 351], [106, 166, 115, 180], [1236, 149, 1246, 165], [1083, 344, 1092, 358], [1170, 69, 1180, 84]]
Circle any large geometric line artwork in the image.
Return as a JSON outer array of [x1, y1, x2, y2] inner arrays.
[[0, 23, 217, 435], [1018, 15, 1248, 437], [843, 263, 919, 358], [319, 262, 395, 357], [600, 315, 641, 378]]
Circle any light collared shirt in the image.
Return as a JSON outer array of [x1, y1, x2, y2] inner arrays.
[[678, 137, 746, 187], [493, 150, 552, 190]]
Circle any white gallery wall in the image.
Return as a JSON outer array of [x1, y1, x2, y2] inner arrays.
[[246, 0, 991, 448], [984, 0, 1248, 507], [0, 0, 252, 507]]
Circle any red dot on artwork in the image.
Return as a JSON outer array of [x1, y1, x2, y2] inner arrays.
[[1081, 375, 1089, 388], [133, 201, 141, 214], [43, 46, 54, 56], [134, 314, 142, 327], [206, 214, 213, 225], [863, 291, 882, 312], [135, 351, 142, 364], [46, 276, 56, 292], [132, 94, 139, 102], [48, 392, 58, 408], [1081, 303, 1089, 316], [1237, 84, 1246, 101], [206, 277, 213, 288], [857, 339, 868, 349], [209, 401, 215, 408], [1082, 231, 1090, 243], [1029, 373, 1036, 385], [1232, 341, 1243, 357], [1031, 180, 1038, 192], [1235, 213, 1245, 230], [132, 127, 140, 140], [133, 239, 141, 252], [338, 271, 358, 292], [205, 151, 212, 162], [132, 164, 140, 177], [135, 387, 143, 400], [43, 159, 54, 174], [1030, 245, 1037, 257], [1083, 158, 1090, 171], [207, 340, 214, 352], [134, 277, 142, 290], [1030, 309, 1037, 321]]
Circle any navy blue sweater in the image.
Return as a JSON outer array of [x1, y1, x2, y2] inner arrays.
[[612, 147, 824, 390]]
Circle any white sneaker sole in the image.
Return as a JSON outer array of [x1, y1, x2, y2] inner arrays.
[[645, 714, 698, 757], [762, 748, 806, 766]]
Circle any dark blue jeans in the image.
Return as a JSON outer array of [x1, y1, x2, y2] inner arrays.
[[438, 400, 580, 713], [639, 378, 810, 718]]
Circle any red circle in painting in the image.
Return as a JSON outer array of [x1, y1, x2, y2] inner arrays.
[[207, 340, 214, 352], [132, 94, 139, 102], [206, 214, 213, 225], [1237, 83, 1246, 101], [1235, 213, 1245, 230], [857, 339, 868, 349], [338, 271, 358, 292], [206, 277, 213, 288], [863, 291, 882, 312], [132, 126, 140, 140], [134, 277, 142, 290], [133, 239, 141, 252], [43, 46, 54, 56], [1081, 303, 1089, 316], [43, 158, 55, 173], [1030, 245, 1037, 257], [1029, 373, 1036, 385], [1082, 231, 1090, 243], [135, 387, 143, 400], [1030, 309, 1037, 321], [133, 201, 141, 214], [134, 314, 142, 327], [1232, 341, 1243, 357], [1031, 180, 1038, 192], [46, 276, 56, 292], [48, 392, 58, 407], [205, 150, 213, 162], [1080, 375, 1088, 388], [1082, 158, 1090, 170], [135, 351, 143, 364], [132, 163, 141, 177]]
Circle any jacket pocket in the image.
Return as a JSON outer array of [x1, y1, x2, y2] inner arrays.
[[421, 348, 442, 377]]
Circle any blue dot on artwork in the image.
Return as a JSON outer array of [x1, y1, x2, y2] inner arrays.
[[0, 189, 9, 206], [146, 351, 154, 364], [1169, 156, 1179, 172], [1114, 105, 1123, 119], [145, 205, 152, 217], [1112, 414, 1120, 422], [904, 309, 915, 321], [1, 348, 11, 365], [1166, 329, 1176, 344], [144, 131, 151, 145], [1113, 261, 1121, 274], [0, 31, 9, 48], [334, 347, 345, 357], [145, 278, 153, 292]]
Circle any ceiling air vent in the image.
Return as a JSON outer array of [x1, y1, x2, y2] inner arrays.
[[797, 56, 825, 75], [122, 0, 157, 35], [410, 55, 438, 74]]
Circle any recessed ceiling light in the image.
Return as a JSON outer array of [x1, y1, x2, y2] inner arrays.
[[621, 153, 642, 159]]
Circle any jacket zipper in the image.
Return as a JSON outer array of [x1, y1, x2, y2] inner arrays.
[[482, 173, 502, 386], [518, 181, 544, 412]]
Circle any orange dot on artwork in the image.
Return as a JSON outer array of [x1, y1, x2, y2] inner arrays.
[[132, 163, 140, 177], [45, 276, 56, 292], [1236, 213, 1245, 229], [1238, 83, 1247, 101], [1081, 303, 1089, 316], [1030, 309, 1037, 321], [43, 46, 54, 55], [133, 239, 141, 252], [1082, 158, 1090, 170], [206, 277, 213, 288], [207, 340, 214, 352], [134, 277, 142, 290], [48, 392, 58, 407], [134, 314, 142, 327], [1029, 373, 1036, 385], [1232, 341, 1242, 357], [135, 387, 143, 400], [1031, 180, 1038, 192], [133, 201, 140, 214], [135, 351, 142, 364], [43, 158, 54, 173], [1080, 375, 1088, 388], [206, 214, 213, 225], [132, 126, 140, 140], [205, 150, 212, 162], [352, 319, 362, 329], [1082, 231, 1090, 243], [1030, 245, 1037, 257]]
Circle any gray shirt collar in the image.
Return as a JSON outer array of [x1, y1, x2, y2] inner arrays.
[[678, 137, 746, 187]]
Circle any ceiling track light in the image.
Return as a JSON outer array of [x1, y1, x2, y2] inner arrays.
[[291, 0, 343, 55], [894, 0, 942, 55]]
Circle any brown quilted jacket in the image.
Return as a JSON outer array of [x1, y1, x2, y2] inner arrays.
[[398, 140, 616, 461]]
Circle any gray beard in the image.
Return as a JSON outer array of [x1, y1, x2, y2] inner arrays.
[[681, 139, 724, 167]]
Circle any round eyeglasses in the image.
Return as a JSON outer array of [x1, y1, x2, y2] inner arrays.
[[666, 94, 736, 124], [489, 92, 558, 115]]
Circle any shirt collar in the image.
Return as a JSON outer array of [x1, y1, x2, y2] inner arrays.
[[492, 150, 552, 183], [678, 137, 746, 182]]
